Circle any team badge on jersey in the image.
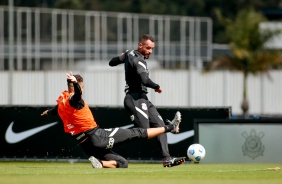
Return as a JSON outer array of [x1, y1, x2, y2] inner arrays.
[[130, 115, 134, 121], [106, 137, 115, 149], [141, 103, 147, 110]]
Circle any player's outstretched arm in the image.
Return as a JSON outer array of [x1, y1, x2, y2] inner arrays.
[[109, 51, 127, 66], [41, 110, 48, 116], [41, 105, 58, 116]]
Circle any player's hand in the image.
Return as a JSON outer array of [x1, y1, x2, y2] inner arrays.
[[155, 87, 162, 93], [41, 110, 48, 116], [66, 71, 77, 83]]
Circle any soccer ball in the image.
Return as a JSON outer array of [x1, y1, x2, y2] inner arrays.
[[187, 143, 206, 163]]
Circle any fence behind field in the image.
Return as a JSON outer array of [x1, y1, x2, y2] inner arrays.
[[0, 6, 212, 70]]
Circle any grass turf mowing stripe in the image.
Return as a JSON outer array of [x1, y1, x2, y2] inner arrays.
[[0, 162, 281, 184]]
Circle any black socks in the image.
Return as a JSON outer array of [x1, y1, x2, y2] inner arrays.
[[164, 124, 174, 132]]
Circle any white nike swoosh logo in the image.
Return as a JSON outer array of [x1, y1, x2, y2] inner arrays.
[[120, 124, 194, 144], [5, 121, 58, 144], [167, 130, 194, 144]]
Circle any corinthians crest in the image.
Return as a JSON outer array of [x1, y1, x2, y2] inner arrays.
[[242, 129, 265, 159]]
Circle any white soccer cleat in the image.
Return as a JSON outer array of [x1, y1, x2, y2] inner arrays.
[[89, 156, 103, 168], [169, 111, 181, 134]]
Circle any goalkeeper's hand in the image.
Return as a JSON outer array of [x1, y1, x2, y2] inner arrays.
[[41, 110, 48, 116]]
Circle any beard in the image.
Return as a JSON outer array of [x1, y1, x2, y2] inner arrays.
[[144, 54, 150, 59]]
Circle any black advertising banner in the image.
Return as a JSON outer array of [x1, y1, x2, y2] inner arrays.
[[0, 106, 230, 160], [0, 106, 86, 159]]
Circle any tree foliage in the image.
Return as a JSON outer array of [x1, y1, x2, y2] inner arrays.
[[211, 8, 282, 73], [207, 7, 282, 115]]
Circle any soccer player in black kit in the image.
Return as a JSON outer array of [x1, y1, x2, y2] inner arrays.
[[109, 34, 186, 167], [41, 72, 182, 168]]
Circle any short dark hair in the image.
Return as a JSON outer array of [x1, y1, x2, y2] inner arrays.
[[139, 34, 155, 43], [67, 74, 83, 83]]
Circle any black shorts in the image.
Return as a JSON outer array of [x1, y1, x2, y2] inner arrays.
[[124, 92, 165, 128], [75, 126, 147, 160]]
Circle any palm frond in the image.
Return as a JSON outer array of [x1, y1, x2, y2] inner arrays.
[[210, 7, 282, 73]]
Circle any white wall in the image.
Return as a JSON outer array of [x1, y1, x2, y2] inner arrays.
[[1, 69, 282, 115]]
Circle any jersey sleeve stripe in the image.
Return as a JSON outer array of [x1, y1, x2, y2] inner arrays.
[[138, 61, 146, 70]]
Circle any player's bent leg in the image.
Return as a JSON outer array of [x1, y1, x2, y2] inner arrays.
[[116, 159, 128, 168], [146, 119, 182, 139], [147, 102, 172, 159], [101, 160, 118, 168], [104, 151, 128, 168], [147, 127, 166, 138]]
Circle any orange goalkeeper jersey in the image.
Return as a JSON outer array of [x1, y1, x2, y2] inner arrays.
[[56, 90, 98, 135]]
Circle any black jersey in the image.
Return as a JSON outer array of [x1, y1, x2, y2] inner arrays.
[[124, 50, 149, 93], [109, 50, 160, 94]]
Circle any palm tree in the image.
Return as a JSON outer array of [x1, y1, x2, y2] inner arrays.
[[207, 7, 282, 117]]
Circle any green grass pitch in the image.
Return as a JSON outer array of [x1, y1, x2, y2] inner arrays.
[[0, 161, 281, 184]]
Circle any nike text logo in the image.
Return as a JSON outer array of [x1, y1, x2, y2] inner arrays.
[[5, 121, 58, 144], [120, 124, 194, 144]]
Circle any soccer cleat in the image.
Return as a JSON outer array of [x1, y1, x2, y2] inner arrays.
[[89, 156, 103, 168], [162, 156, 186, 167], [167, 111, 181, 134]]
